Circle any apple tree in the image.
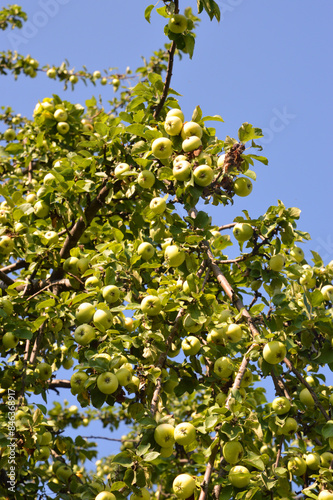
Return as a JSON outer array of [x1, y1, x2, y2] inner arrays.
[[1, 2, 333, 500]]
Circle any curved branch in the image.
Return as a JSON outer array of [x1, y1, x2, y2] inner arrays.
[[153, 41, 177, 120]]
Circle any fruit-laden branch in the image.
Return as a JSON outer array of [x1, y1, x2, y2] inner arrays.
[[283, 357, 330, 421]]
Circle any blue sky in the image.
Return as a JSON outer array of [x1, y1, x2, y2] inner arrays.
[[1, 0, 333, 479]]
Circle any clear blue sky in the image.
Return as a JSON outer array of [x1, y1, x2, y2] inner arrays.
[[1, 0, 333, 479]]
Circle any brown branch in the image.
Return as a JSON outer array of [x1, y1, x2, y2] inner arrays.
[[0, 260, 28, 274], [153, 41, 177, 120], [0, 269, 14, 286], [283, 357, 330, 421], [273, 435, 284, 470], [48, 379, 71, 389], [81, 436, 123, 442], [217, 223, 237, 231], [270, 370, 291, 400]]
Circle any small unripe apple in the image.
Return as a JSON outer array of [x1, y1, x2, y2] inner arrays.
[[193, 165, 214, 187], [269, 254, 285, 272], [182, 135, 202, 152], [233, 177, 253, 197], [287, 456, 307, 476], [137, 170, 155, 188], [154, 423, 175, 447], [167, 108, 184, 122], [168, 14, 188, 34], [172, 473, 195, 498], [57, 122, 70, 135], [164, 116, 183, 136], [223, 441, 244, 464], [263, 341, 286, 364], [174, 422, 196, 446], [228, 466, 251, 488], [290, 246, 304, 263], [54, 109, 68, 122], [181, 121, 203, 139], [151, 137, 173, 159], [299, 387, 315, 407], [3, 128, 16, 141]]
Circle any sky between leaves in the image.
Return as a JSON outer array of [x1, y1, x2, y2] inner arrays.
[[1, 0, 333, 470]]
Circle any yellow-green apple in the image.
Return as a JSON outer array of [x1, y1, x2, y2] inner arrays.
[[160, 445, 174, 457], [164, 116, 183, 136], [290, 246, 304, 262], [97, 372, 118, 394], [74, 324, 96, 345], [138, 170, 155, 188], [164, 244, 185, 267], [299, 269, 316, 288], [181, 336, 201, 356], [36, 362, 52, 381], [151, 137, 173, 159], [138, 242, 155, 261], [56, 465, 73, 482], [287, 456, 306, 476], [3, 128, 16, 141], [2, 332, 19, 350], [320, 452, 333, 468], [183, 314, 201, 333], [223, 441, 244, 464], [124, 317, 134, 332], [197, 152, 212, 165], [233, 223, 253, 242], [93, 309, 113, 331], [216, 392, 227, 407], [34, 446, 50, 461], [182, 135, 202, 152], [321, 284, 333, 301], [272, 396, 291, 415], [0, 236, 14, 254], [318, 491, 333, 500], [69, 74, 78, 83], [174, 422, 196, 446], [112, 78, 120, 88], [154, 423, 175, 447], [168, 14, 188, 34], [193, 165, 214, 187], [223, 323, 243, 343], [263, 340, 286, 364], [167, 108, 184, 121], [228, 466, 251, 488], [280, 417, 298, 436], [173, 154, 187, 167], [269, 254, 285, 272], [63, 257, 79, 275], [93, 70, 101, 79], [41, 230, 58, 246], [172, 473, 195, 499], [57, 122, 70, 135], [217, 154, 225, 167], [173, 160, 192, 181], [299, 388, 315, 407], [233, 177, 253, 197], [54, 109, 68, 121], [181, 121, 203, 139], [130, 488, 150, 500], [102, 285, 121, 303], [77, 257, 90, 274], [114, 163, 130, 178], [150, 197, 166, 215], [95, 493, 116, 500], [43, 173, 56, 185], [38, 431, 52, 445], [214, 356, 234, 378], [141, 295, 162, 316], [75, 302, 95, 324], [207, 326, 226, 344], [85, 276, 103, 288], [115, 367, 132, 386], [26, 192, 37, 204], [305, 452, 320, 470]]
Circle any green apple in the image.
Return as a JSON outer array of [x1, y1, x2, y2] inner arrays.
[[233, 223, 253, 242], [70, 372, 88, 394], [42, 231, 59, 246], [217, 154, 225, 167], [321, 285, 333, 302], [182, 135, 202, 152], [85, 276, 102, 289], [207, 326, 226, 344], [26, 192, 37, 204], [138, 170, 155, 188], [95, 493, 116, 500], [287, 456, 306, 476], [56, 464, 73, 482], [160, 445, 174, 458], [239, 369, 253, 387], [167, 108, 184, 122], [4, 128, 16, 141], [320, 451, 333, 468], [299, 269, 316, 288], [269, 254, 285, 272], [34, 446, 50, 461], [183, 314, 201, 333], [63, 358, 73, 370], [216, 392, 227, 407], [112, 77, 120, 88], [181, 336, 201, 356], [57, 122, 70, 135], [39, 431, 52, 445], [130, 489, 150, 500], [46, 68, 56, 79], [164, 116, 183, 136], [305, 452, 320, 470], [272, 396, 291, 415], [173, 154, 187, 167], [223, 441, 244, 464], [76, 302, 95, 324], [173, 160, 192, 181], [14, 222, 28, 234], [151, 137, 173, 159], [138, 242, 155, 261], [2, 332, 19, 350], [0, 236, 14, 254], [63, 256, 79, 275], [223, 323, 243, 343], [36, 362, 52, 381], [290, 246, 304, 263], [93, 70, 101, 79], [102, 285, 121, 303], [114, 163, 131, 178], [318, 491, 333, 500], [228, 466, 251, 488], [97, 372, 118, 394], [69, 74, 78, 83], [164, 244, 185, 267], [214, 356, 234, 378], [43, 173, 56, 185], [174, 422, 196, 446], [172, 473, 195, 499], [54, 109, 68, 122], [168, 14, 188, 34], [93, 309, 113, 331], [263, 341, 286, 364], [193, 165, 214, 187], [77, 257, 90, 274], [299, 387, 315, 407], [124, 317, 134, 332], [115, 367, 132, 386], [141, 295, 162, 316], [154, 423, 175, 447], [280, 417, 298, 436], [233, 177, 253, 197], [0, 298, 13, 315], [150, 197, 166, 215], [74, 324, 96, 345], [181, 121, 203, 139]]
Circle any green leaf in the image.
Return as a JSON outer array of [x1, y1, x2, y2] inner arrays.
[[238, 123, 263, 143], [202, 115, 224, 123], [321, 421, 333, 439], [192, 105, 203, 123], [144, 4, 154, 22], [244, 170, 256, 181], [36, 298, 56, 311], [112, 451, 133, 467], [248, 154, 268, 165], [144, 451, 160, 462], [184, 33, 195, 59], [94, 122, 108, 136]]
